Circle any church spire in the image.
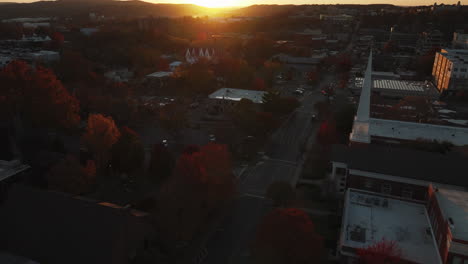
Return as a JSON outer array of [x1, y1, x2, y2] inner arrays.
[[349, 50, 373, 144]]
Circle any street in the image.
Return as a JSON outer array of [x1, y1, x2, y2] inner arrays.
[[195, 77, 332, 264]]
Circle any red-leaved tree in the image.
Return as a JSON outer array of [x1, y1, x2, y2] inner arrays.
[[82, 114, 120, 170], [0, 60, 80, 130], [47, 155, 96, 195], [316, 119, 338, 146], [252, 208, 325, 264], [155, 144, 234, 247], [357, 239, 403, 264]]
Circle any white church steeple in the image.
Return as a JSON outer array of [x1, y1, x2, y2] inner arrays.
[[349, 50, 373, 144]]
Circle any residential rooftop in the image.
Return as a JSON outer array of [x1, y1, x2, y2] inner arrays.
[[341, 189, 442, 264], [0, 184, 151, 264], [146, 71, 173, 78], [209, 88, 266, 104], [0, 252, 39, 264], [0, 160, 30, 182]]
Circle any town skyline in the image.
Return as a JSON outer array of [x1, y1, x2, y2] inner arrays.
[[0, 0, 464, 7]]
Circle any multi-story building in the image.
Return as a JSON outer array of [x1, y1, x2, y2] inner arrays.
[[427, 185, 468, 264], [349, 50, 468, 146], [452, 32, 468, 49], [332, 144, 468, 264], [418, 30, 444, 55], [432, 49, 468, 93]]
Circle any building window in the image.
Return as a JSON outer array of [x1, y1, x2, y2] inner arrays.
[[364, 179, 373, 189], [336, 167, 347, 176], [381, 183, 392, 194], [461, 68, 467, 72], [402, 187, 413, 199], [454, 67, 459, 72]]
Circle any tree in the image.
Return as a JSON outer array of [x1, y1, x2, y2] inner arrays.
[[155, 144, 234, 247], [266, 181, 296, 207], [82, 114, 120, 169], [252, 77, 266, 91], [49, 32, 64, 50], [47, 155, 96, 195], [386, 96, 433, 122], [111, 126, 144, 175], [357, 239, 402, 264], [334, 104, 356, 143], [314, 101, 331, 120], [307, 70, 319, 84], [176, 59, 216, 95], [252, 208, 324, 264], [149, 143, 174, 183], [316, 119, 338, 146], [263, 92, 299, 115], [0, 60, 80, 130]]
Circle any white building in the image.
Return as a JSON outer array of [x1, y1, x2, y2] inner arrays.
[[350, 50, 468, 146], [169, 61, 183, 72], [185, 48, 215, 64], [339, 189, 442, 264], [29, 50, 60, 63], [208, 88, 266, 104]]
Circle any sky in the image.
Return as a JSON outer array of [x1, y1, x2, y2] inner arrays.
[[0, 0, 462, 7]]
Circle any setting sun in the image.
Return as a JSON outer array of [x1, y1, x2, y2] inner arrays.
[[191, 0, 239, 7]]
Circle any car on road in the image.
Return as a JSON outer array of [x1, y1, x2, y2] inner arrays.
[[209, 134, 216, 142], [294, 88, 305, 95]]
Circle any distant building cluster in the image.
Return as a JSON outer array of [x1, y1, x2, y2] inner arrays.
[[335, 49, 468, 264]]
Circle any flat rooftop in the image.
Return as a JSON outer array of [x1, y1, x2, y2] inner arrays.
[[353, 77, 436, 94], [208, 88, 266, 104], [0, 160, 30, 182], [146, 71, 172, 78], [439, 49, 468, 63], [341, 189, 442, 264], [331, 144, 468, 188], [436, 188, 468, 242], [369, 118, 468, 146]]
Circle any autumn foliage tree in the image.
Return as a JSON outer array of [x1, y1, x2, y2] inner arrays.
[[0, 60, 80, 130], [252, 208, 325, 264], [47, 155, 96, 195], [149, 143, 174, 183], [316, 119, 338, 146], [111, 126, 144, 175], [357, 239, 403, 264], [155, 144, 234, 247], [82, 114, 120, 170]]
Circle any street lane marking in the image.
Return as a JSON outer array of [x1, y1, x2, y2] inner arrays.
[[266, 158, 297, 166], [241, 193, 266, 199]]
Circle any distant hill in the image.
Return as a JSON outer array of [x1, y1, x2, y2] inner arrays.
[[229, 5, 300, 17], [0, 0, 216, 20]]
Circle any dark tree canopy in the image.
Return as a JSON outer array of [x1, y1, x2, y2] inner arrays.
[[111, 126, 145, 174], [0, 60, 80, 130], [252, 208, 325, 264]]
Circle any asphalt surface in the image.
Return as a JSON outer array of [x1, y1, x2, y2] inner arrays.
[[196, 85, 328, 264]]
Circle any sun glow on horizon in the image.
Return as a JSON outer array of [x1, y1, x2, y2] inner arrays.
[[191, 0, 239, 7]]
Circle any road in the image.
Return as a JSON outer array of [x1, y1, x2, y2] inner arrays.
[[193, 79, 331, 264]]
